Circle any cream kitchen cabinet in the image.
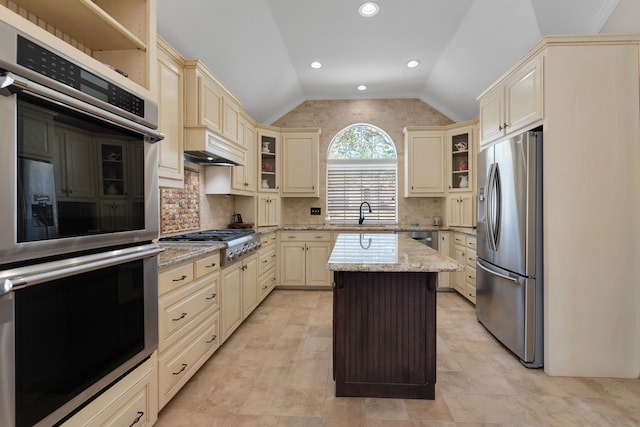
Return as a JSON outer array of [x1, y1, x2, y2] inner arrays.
[[61, 352, 158, 427], [258, 232, 278, 302], [479, 56, 543, 145], [478, 35, 640, 377], [450, 233, 476, 304], [258, 194, 280, 227], [451, 234, 467, 298], [157, 37, 185, 189], [437, 231, 452, 289], [279, 231, 332, 288], [447, 121, 476, 193], [3, 0, 156, 92], [403, 127, 446, 197], [447, 194, 474, 227], [281, 128, 321, 197], [157, 251, 220, 409], [220, 254, 258, 343], [52, 128, 97, 201], [231, 112, 258, 194], [257, 125, 281, 192], [183, 60, 245, 165]]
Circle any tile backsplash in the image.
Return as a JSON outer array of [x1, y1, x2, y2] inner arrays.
[[159, 163, 236, 235], [160, 168, 200, 234]]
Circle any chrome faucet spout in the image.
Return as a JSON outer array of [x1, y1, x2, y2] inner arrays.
[[359, 201, 372, 224]]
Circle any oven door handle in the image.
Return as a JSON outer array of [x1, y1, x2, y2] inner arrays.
[[1, 244, 162, 293], [0, 72, 164, 142]]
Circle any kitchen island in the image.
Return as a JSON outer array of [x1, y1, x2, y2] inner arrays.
[[328, 233, 462, 399]]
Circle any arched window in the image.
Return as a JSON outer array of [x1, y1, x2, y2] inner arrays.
[[326, 124, 397, 224]]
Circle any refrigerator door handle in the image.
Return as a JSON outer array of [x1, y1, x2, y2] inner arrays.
[[476, 259, 519, 284], [487, 163, 498, 251], [492, 163, 502, 250]]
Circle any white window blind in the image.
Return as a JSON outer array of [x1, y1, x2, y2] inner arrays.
[[327, 160, 397, 224]]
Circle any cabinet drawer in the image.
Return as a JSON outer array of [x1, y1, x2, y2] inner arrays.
[[159, 278, 218, 350], [159, 262, 194, 296], [159, 311, 219, 408], [195, 253, 220, 278], [465, 248, 477, 267], [260, 232, 277, 246], [465, 265, 476, 285], [258, 247, 277, 276], [62, 353, 157, 427], [466, 282, 476, 304], [281, 231, 330, 242], [259, 267, 276, 294], [453, 234, 466, 245], [466, 236, 477, 250]]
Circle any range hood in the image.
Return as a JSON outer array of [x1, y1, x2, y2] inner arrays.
[[184, 127, 245, 166], [184, 151, 239, 166]]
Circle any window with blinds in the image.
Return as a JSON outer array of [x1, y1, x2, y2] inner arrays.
[[326, 124, 397, 224]]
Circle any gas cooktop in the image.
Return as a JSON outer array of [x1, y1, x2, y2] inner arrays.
[[159, 229, 261, 266], [159, 229, 255, 242]]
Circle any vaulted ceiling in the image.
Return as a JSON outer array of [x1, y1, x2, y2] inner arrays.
[[157, 0, 639, 124]]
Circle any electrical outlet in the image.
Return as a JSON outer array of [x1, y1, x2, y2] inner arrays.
[[310, 207, 321, 215]]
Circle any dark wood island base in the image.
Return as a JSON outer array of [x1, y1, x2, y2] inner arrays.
[[333, 270, 437, 399]]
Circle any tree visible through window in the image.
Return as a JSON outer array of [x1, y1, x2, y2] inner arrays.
[[326, 124, 397, 224]]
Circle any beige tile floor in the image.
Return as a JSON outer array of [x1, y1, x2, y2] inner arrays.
[[156, 290, 640, 426]]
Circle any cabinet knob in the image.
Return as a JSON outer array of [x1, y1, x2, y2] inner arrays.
[[503, 122, 508, 129], [498, 124, 503, 131]]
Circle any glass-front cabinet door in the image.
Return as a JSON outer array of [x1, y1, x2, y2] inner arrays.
[[257, 127, 280, 192], [447, 124, 474, 192]]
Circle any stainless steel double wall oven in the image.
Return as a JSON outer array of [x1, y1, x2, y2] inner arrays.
[[0, 19, 164, 427]]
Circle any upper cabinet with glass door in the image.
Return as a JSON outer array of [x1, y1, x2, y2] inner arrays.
[[257, 125, 280, 193], [447, 121, 476, 193]]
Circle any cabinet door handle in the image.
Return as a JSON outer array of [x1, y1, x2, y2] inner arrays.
[[129, 411, 144, 427], [503, 122, 508, 129], [262, 285, 268, 290], [206, 293, 217, 300], [498, 124, 503, 131], [172, 312, 187, 321], [172, 275, 187, 282], [206, 335, 217, 343], [206, 263, 217, 268], [172, 363, 188, 375]]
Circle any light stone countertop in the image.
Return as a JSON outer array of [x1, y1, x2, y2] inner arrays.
[[157, 242, 225, 269], [277, 224, 477, 236], [327, 233, 464, 273]]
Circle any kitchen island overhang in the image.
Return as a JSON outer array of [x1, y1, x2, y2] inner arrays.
[[327, 233, 463, 399]]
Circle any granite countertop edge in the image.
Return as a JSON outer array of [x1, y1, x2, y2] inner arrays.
[[277, 224, 477, 235], [157, 242, 226, 269], [327, 234, 464, 273]]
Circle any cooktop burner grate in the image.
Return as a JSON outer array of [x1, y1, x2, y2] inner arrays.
[[159, 229, 255, 242]]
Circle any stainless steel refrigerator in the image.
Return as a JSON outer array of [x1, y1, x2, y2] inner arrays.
[[476, 130, 543, 368]]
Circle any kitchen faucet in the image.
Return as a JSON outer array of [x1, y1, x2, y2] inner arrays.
[[359, 201, 372, 224]]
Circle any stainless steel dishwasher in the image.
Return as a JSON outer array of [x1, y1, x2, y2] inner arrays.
[[397, 230, 438, 250]]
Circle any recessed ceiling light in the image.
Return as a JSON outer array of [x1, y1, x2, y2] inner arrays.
[[357, 85, 367, 91], [359, 2, 379, 17], [310, 61, 322, 69], [406, 59, 420, 68]]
